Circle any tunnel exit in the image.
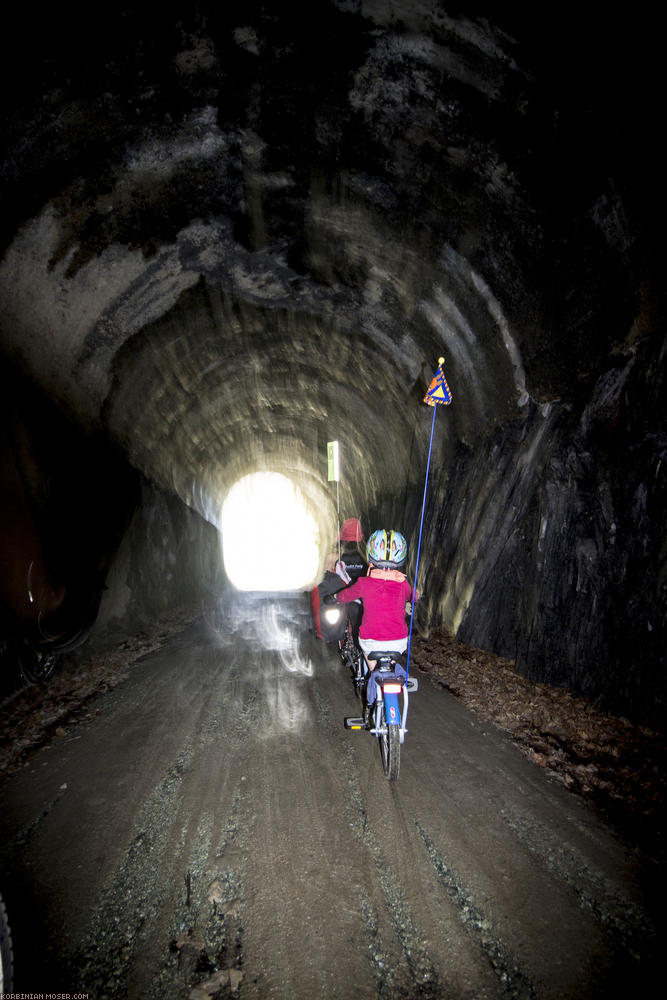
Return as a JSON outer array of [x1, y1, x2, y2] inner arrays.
[[221, 472, 320, 591]]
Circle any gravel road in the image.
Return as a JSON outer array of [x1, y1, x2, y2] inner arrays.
[[0, 595, 662, 999]]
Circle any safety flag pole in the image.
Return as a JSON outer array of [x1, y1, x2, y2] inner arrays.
[[405, 358, 452, 679]]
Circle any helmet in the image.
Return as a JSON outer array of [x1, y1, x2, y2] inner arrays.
[[366, 529, 407, 568], [338, 517, 364, 542]]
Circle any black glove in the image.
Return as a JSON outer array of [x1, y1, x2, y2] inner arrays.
[[323, 594, 338, 606]]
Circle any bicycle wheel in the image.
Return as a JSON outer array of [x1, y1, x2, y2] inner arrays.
[[338, 625, 353, 666], [352, 649, 365, 697], [0, 892, 13, 994], [19, 647, 58, 685], [378, 710, 401, 781]]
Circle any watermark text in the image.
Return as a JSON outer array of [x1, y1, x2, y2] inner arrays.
[[1, 993, 89, 999]]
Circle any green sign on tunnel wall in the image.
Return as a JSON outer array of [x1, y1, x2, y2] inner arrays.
[[327, 441, 339, 482]]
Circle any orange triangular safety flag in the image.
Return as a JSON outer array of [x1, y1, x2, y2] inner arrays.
[[424, 358, 452, 406]]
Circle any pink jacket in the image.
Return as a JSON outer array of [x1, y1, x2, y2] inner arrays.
[[335, 571, 413, 640]]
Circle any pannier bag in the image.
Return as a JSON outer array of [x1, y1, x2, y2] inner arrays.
[[311, 571, 348, 641]]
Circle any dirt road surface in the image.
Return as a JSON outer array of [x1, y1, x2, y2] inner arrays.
[[0, 596, 662, 999]]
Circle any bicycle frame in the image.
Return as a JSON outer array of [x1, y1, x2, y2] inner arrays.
[[371, 666, 409, 744], [344, 647, 417, 779]]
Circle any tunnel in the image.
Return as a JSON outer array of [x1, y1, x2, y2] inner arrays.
[[0, 3, 664, 727]]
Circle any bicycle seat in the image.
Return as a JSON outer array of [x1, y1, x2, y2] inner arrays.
[[368, 650, 407, 668]]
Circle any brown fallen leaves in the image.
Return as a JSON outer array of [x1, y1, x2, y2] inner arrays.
[[411, 628, 666, 862]]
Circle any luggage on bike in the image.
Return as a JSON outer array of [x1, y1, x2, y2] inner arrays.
[[310, 571, 348, 642]]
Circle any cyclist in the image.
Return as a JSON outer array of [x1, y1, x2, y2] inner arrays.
[[333, 517, 366, 641], [331, 528, 415, 711]]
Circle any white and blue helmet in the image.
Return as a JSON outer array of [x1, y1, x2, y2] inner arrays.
[[366, 529, 407, 568]]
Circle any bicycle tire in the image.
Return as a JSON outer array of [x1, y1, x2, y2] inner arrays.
[[353, 649, 365, 697], [0, 892, 13, 994], [19, 647, 58, 685], [377, 705, 401, 781]]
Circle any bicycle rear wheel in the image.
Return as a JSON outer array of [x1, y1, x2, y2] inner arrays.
[[20, 647, 58, 684], [378, 715, 401, 781], [0, 892, 13, 993]]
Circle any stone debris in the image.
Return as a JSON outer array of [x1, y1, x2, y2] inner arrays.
[[206, 878, 225, 904], [188, 967, 244, 998], [173, 929, 207, 953], [207, 879, 241, 916]]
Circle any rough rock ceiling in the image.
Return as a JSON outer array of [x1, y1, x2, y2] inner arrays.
[[1, 5, 652, 520]]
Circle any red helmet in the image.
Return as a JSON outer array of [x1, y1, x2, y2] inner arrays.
[[338, 517, 364, 542]]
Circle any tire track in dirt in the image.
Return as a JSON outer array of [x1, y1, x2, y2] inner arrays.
[[67, 643, 256, 999], [498, 808, 657, 977], [415, 820, 537, 1000], [314, 684, 447, 1000]]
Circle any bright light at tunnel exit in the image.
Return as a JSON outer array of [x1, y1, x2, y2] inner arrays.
[[221, 472, 321, 591]]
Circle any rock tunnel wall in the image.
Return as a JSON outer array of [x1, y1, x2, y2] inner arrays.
[[0, 361, 224, 668], [418, 326, 666, 723], [93, 478, 225, 647]]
